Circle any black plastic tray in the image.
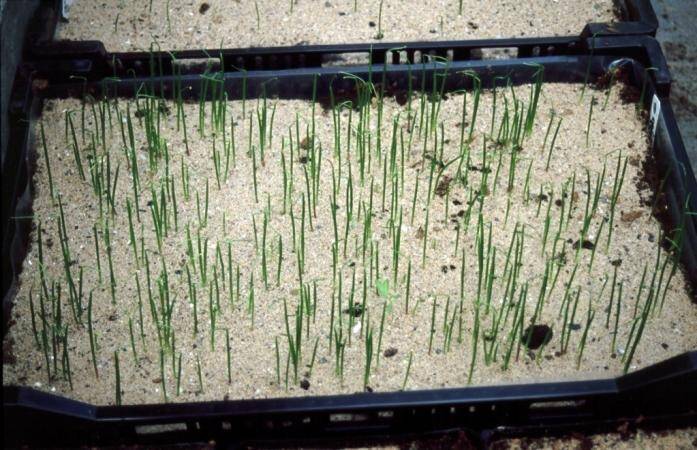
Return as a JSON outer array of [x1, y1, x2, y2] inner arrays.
[[590, 0, 658, 36], [3, 35, 696, 447]]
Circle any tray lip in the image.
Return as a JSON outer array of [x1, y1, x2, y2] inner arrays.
[[3, 35, 696, 447], [4, 351, 697, 446], [585, 0, 658, 37], [6, 351, 697, 417], [22, 35, 674, 96]]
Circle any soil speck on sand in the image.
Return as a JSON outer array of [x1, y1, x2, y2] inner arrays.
[[521, 324, 553, 350], [573, 239, 596, 250], [344, 302, 364, 318], [383, 347, 398, 358], [621, 210, 643, 223], [435, 175, 452, 197]]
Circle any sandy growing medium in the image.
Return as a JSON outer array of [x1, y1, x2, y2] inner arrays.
[[361, 426, 697, 449], [57, 0, 617, 52], [3, 79, 696, 406], [489, 426, 697, 450]]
